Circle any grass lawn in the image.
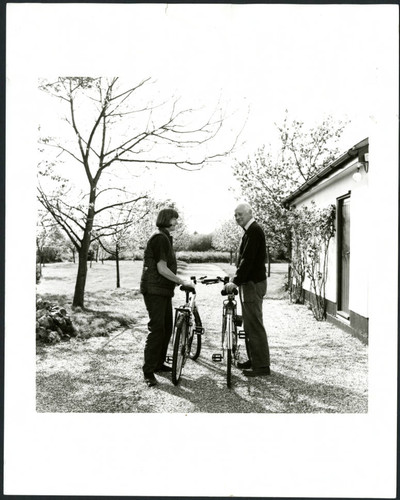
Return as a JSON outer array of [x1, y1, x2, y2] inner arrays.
[[36, 260, 367, 413]]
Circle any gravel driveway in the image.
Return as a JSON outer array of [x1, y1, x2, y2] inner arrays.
[[36, 263, 368, 413]]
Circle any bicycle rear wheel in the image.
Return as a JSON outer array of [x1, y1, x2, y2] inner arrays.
[[172, 314, 187, 386], [226, 315, 233, 388], [189, 307, 202, 360]]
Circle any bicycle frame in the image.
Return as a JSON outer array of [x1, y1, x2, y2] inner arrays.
[[205, 276, 244, 387], [222, 295, 237, 351], [171, 287, 197, 346], [169, 277, 204, 385]]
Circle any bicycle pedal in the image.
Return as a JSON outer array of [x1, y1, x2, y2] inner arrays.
[[212, 353, 222, 362], [194, 326, 205, 335], [166, 355, 173, 364], [238, 330, 246, 339]]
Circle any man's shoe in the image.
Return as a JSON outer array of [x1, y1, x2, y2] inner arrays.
[[154, 364, 172, 373], [144, 374, 158, 387], [237, 360, 252, 369], [242, 367, 271, 377]]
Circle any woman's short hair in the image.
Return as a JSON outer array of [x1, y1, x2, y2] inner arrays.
[[156, 208, 179, 228]]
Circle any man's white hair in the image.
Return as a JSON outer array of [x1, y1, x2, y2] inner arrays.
[[235, 202, 253, 215]]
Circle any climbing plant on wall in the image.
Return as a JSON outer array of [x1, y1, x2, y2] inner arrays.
[[289, 202, 336, 320]]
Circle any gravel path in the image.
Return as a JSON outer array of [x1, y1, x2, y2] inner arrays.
[[36, 263, 368, 413]]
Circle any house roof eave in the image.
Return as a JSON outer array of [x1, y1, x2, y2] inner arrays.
[[283, 137, 369, 207]]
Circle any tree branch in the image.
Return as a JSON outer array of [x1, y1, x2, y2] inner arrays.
[[94, 195, 147, 216]]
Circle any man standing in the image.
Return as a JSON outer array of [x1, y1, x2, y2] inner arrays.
[[224, 203, 271, 377]]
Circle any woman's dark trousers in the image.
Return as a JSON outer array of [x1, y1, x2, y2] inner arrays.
[[143, 294, 173, 376]]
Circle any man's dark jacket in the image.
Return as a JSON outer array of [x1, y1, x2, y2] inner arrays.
[[233, 221, 266, 286], [140, 229, 177, 297]]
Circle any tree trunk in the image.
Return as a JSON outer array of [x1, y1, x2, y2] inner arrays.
[[73, 247, 89, 308], [116, 245, 120, 288], [229, 250, 233, 266], [266, 246, 271, 278], [72, 197, 95, 308], [287, 239, 292, 291]]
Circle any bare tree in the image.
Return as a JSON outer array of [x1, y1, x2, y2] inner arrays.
[[93, 198, 150, 288], [38, 77, 237, 307]]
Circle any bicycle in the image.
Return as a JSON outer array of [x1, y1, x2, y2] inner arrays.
[[203, 277, 245, 388], [166, 276, 205, 386]]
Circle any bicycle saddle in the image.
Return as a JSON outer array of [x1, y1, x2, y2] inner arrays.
[[221, 288, 238, 296], [180, 284, 196, 293]]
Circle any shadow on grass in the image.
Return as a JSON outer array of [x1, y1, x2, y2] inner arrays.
[[41, 276, 74, 282], [36, 293, 72, 306], [82, 308, 135, 328], [146, 367, 367, 414], [36, 361, 367, 413]]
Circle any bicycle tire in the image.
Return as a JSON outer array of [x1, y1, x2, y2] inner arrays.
[[189, 307, 202, 360], [232, 321, 239, 361], [227, 348, 232, 388], [172, 314, 187, 386]]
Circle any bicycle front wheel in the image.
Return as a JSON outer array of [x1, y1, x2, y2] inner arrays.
[[172, 314, 187, 386], [189, 307, 202, 360], [227, 348, 232, 388]]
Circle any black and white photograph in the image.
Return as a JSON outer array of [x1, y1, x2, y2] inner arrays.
[[4, 3, 399, 497]]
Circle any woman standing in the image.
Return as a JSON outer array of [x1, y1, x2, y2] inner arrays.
[[140, 208, 193, 387]]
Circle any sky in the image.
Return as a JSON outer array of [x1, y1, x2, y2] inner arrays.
[[31, 3, 392, 233]]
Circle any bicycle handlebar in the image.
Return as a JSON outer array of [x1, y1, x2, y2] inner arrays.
[[179, 276, 237, 296], [198, 276, 230, 285], [197, 276, 238, 296], [180, 284, 196, 293]]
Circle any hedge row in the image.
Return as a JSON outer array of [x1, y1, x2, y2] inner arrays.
[[175, 251, 232, 263]]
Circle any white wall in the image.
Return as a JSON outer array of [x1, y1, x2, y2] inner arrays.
[[293, 159, 369, 318]]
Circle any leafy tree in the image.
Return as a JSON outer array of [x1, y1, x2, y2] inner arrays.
[[232, 112, 347, 260], [128, 197, 190, 254], [38, 77, 236, 307], [212, 219, 242, 265], [36, 212, 68, 266]]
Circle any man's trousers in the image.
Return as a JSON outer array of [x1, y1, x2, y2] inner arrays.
[[239, 280, 270, 369], [142, 294, 173, 376]]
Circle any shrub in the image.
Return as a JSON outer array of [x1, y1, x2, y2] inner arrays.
[[36, 299, 77, 344], [187, 233, 213, 251], [176, 251, 231, 263], [132, 251, 144, 261]]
